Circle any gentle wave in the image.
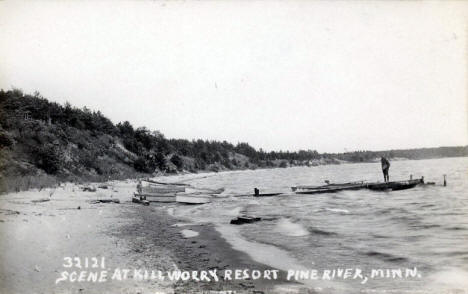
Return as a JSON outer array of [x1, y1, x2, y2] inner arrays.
[[308, 227, 338, 236], [363, 251, 408, 263], [275, 218, 309, 237]]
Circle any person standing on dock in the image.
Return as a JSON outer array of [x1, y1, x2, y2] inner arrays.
[[381, 157, 390, 182]]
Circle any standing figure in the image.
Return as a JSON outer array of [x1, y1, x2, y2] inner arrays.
[[381, 157, 390, 182]]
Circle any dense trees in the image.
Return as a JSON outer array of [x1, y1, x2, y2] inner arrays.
[[1, 88, 467, 181]]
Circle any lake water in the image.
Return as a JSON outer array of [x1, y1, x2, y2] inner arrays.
[[170, 157, 468, 293]]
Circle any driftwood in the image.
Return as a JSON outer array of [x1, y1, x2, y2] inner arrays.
[[31, 198, 51, 203], [230, 216, 262, 225], [82, 187, 97, 192], [132, 196, 150, 206]]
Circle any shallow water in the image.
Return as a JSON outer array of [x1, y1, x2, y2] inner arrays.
[[170, 157, 468, 293]]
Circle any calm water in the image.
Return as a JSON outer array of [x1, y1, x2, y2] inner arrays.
[[170, 157, 468, 293]]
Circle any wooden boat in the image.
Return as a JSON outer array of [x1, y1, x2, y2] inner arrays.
[[366, 178, 423, 191], [176, 194, 211, 204], [253, 193, 283, 197], [141, 185, 185, 194], [294, 178, 424, 194], [292, 181, 365, 191], [253, 188, 283, 197], [143, 178, 190, 186], [134, 192, 176, 203], [197, 187, 225, 194], [295, 183, 366, 194]]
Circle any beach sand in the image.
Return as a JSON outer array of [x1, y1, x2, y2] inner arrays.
[[0, 178, 297, 294]]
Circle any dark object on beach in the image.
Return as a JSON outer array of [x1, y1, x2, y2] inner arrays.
[[444, 174, 447, 186], [230, 216, 261, 225], [90, 199, 120, 204], [82, 186, 97, 192], [98, 184, 108, 189], [77, 206, 81, 210], [253, 188, 282, 197], [132, 196, 150, 206]]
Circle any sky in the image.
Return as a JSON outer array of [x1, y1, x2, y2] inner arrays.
[[1, 1, 467, 153]]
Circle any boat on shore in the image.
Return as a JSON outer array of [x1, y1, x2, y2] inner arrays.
[[176, 194, 211, 204], [134, 192, 176, 203], [141, 185, 185, 193]]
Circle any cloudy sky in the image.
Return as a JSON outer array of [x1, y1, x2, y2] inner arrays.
[[1, 1, 467, 153]]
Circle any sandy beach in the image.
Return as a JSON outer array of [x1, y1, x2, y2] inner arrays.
[[0, 175, 296, 294]]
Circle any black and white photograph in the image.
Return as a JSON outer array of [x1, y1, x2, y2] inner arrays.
[[0, 1, 467, 293]]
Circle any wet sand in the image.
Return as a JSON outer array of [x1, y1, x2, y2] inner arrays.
[[118, 204, 296, 293]]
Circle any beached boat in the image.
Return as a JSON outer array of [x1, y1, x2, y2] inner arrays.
[[141, 185, 185, 194], [176, 194, 211, 204], [143, 178, 190, 186], [134, 192, 176, 203]]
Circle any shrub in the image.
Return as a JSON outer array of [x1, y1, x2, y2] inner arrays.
[[170, 154, 183, 170], [34, 144, 62, 174], [0, 131, 13, 147], [133, 157, 152, 173]]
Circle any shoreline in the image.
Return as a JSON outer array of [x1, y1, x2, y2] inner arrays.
[[0, 178, 298, 293], [117, 203, 298, 293]]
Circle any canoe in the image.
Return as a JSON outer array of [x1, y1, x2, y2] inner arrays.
[[134, 193, 176, 203], [295, 183, 366, 194], [176, 194, 211, 204], [292, 181, 365, 191]]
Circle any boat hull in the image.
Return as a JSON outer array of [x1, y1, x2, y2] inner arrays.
[[141, 186, 185, 193], [176, 195, 211, 204], [135, 193, 176, 202]]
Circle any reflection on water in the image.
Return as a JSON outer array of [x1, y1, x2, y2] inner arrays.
[[170, 157, 468, 293]]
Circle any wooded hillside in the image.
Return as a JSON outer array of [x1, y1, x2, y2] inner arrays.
[[1, 89, 466, 193]]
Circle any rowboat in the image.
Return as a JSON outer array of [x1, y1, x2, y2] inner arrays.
[[295, 185, 364, 194], [253, 193, 283, 197], [367, 178, 423, 191], [294, 182, 366, 194], [292, 181, 365, 191], [141, 186, 185, 194], [293, 178, 424, 194], [134, 192, 176, 203], [176, 194, 211, 204], [143, 178, 190, 186]]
